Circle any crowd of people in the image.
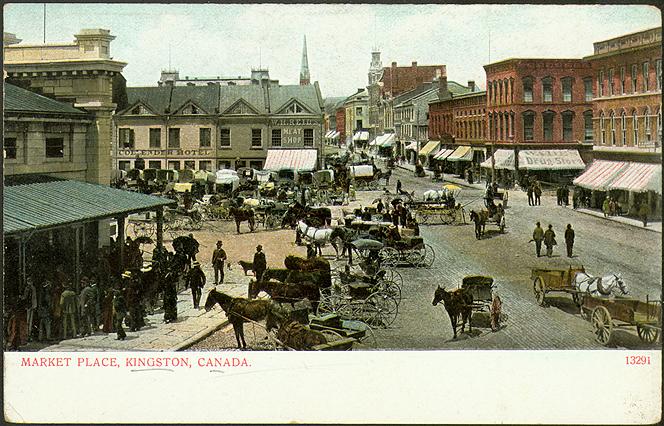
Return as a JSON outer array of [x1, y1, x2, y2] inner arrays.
[[531, 222, 575, 258]]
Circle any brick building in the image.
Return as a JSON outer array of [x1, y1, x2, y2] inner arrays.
[[335, 107, 346, 146]]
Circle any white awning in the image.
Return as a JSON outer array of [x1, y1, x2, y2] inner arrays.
[[419, 141, 440, 157], [380, 134, 396, 148], [607, 162, 661, 194], [264, 149, 318, 172], [433, 148, 454, 160], [330, 131, 340, 139], [446, 146, 473, 162], [573, 160, 628, 191], [518, 149, 585, 170], [324, 130, 334, 138], [405, 141, 418, 151], [480, 149, 516, 170], [352, 131, 369, 141], [349, 165, 374, 178], [369, 134, 384, 146]]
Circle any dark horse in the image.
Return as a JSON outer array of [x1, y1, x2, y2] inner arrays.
[[204, 289, 275, 349], [281, 202, 332, 228], [229, 206, 256, 234], [469, 210, 488, 240], [248, 279, 320, 313], [265, 304, 327, 350], [432, 285, 473, 339]]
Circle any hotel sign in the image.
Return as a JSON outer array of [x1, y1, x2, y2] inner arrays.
[[118, 149, 213, 157]]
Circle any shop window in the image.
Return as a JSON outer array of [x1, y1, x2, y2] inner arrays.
[[610, 112, 616, 145], [184, 160, 195, 170], [522, 77, 533, 103], [45, 137, 64, 158], [620, 67, 625, 94], [149, 128, 161, 148], [608, 69, 614, 96], [562, 78, 572, 102], [219, 129, 230, 147], [584, 78, 593, 101], [148, 160, 161, 169], [598, 71, 604, 97], [119, 128, 135, 149], [584, 111, 593, 142], [562, 112, 573, 142], [118, 160, 131, 171], [168, 128, 180, 148], [621, 112, 627, 146], [271, 129, 282, 147], [4, 137, 17, 159], [167, 160, 180, 170], [249, 160, 263, 170], [523, 112, 534, 141], [656, 60, 662, 91], [199, 161, 211, 171], [199, 128, 211, 147]]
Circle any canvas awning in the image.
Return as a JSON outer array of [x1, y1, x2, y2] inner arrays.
[[264, 149, 318, 172], [352, 131, 369, 141], [480, 149, 516, 170], [324, 130, 334, 138], [369, 134, 384, 146], [607, 162, 661, 194], [349, 165, 374, 178], [380, 134, 396, 148], [419, 141, 440, 157], [518, 149, 585, 170], [446, 145, 473, 162], [573, 160, 628, 191], [433, 148, 454, 160], [404, 141, 418, 151]]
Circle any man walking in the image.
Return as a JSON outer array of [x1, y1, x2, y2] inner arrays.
[[37, 279, 53, 342], [112, 288, 127, 341], [22, 276, 37, 341], [527, 185, 534, 206], [544, 224, 557, 257], [253, 245, 267, 282], [59, 283, 78, 339], [79, 277, 99, 336], [211, 240, 227, 285], [396, 179, 402, 195], [187, 262, 206, 309], [564, 224, 575, 258], [534, 182, 542, 206], [532, 222, 544, 257], [639, 201, 651, 227]]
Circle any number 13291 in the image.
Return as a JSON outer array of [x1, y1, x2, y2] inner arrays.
[[626, 355, 651, 365]]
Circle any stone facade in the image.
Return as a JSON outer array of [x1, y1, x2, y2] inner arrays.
[[343, 89, 369, 141]]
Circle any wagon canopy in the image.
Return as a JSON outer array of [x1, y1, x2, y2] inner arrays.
[[462, 275, 494, 287], [350, 238, 384, 250], [215, 169, 240, 185], [349, 165, 374, 178]]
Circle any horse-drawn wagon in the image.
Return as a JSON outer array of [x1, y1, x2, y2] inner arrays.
[[531, 266, 587, 307], [349, 165, 382, 190], [410, 201, 465, 225], [469, 207, 505, 239], [462, 275, 504, 330]]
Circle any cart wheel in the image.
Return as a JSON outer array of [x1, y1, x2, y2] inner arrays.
[[579, 304, 590, 321], [364, 293, 399, 327], [378, 247, 399, 267], [591, 306, 613, 346], [317, 293, 341, 315], [379, 280, 401, 303], [637, 325, 659, 344], [533, 277, 546, 306], [379, 268, 403, 288], [407, 244, 424, 265], [440, 212, 454, 225], [418, 212, 429, 224], [418, 244, 435, 268]]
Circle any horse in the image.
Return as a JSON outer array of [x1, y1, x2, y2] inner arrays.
[[262, 268, 290, 283], [469, 210, 488, 240], [329, 227, 358, 259], [282, 203, 332, 228], [297, 221, 347, 257], [248, 279, 320, 313], [432, 285, 473, 339], [204, 289, 276, 349], [229, 206, 256, 234], [422, 189, 450, 202], [264, 303, 327, 350], [574, 272, 628, 296]]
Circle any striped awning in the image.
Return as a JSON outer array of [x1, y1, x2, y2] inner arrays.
[[608, 162, 661, 194], [573, 160, 628, 191], [480, 149, 516, 170], [419, 141, 440, 157], [434, 148, 454, 160], [264, 149, 318, 172], [446, 146, 473, 162]]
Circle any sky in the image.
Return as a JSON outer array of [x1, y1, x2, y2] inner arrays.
[[3, 3, 661, 98]]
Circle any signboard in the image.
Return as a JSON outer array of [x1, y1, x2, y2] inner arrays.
[[270, 118, 320, 126], [518, 150, 585, 170], [117, 149, 213, 157]]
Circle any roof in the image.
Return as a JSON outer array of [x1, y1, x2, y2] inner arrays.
[[393, 82, 436, 105], [170, 85, 220, 114], [4, 83, 88, 116], [269, 85, 323, 114], [263, 149, 318, 172], [126, 86, 173, 114], [3, 180, 176, 235], [219, 84, 266, 113]]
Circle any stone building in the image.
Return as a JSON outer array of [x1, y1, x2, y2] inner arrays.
[[157, 68, 279, 87], [113, 82, 325, 171], [343, 89, 369, 147]]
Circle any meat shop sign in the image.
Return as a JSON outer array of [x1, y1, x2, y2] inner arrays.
[[118, 149, 213, 157]]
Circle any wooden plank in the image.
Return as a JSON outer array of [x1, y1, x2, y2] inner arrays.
[[312, 337, 356, 351]]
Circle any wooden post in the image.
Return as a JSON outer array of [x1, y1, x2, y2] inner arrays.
[[74, 226, 81, 292], [156, 207, 164, 250], [117, 215, 126, 274]]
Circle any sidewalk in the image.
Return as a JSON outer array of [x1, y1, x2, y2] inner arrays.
[[391, 160, 661, 233], [24, 265, 249, 352]]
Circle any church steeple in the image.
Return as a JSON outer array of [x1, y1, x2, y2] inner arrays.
[[299, 35, 310, 86]]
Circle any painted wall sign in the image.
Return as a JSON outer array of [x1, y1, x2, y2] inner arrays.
[[118, 149, 213, 157]]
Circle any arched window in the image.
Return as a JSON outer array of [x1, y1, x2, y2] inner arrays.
[[499, 113, 504, 140], [562, 77, 573, 102], [487, 82, 492, 105], [542, 77, 553, 102], [644, 107, 651, 142], [610, 111, 616, 145], [621, 111, 627, 145], [583, 111, 593, 142], [600, 112, 605, 144], [498, 81, 502, 104], [633, 110, 639, 146], [523, 77, 533, 103], [562, 111, 574, 141]]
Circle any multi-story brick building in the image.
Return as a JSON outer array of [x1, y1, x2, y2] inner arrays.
[[335, 107, 346, 146]]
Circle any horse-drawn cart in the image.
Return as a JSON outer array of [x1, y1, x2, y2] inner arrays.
[[531, 266, 586, 307], [410, 201, 466, 225], [349, 165, 382, 190], [580, 294, 662, 346], [461, 275, 504, 330]]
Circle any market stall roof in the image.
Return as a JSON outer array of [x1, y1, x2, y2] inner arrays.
[[480, 149, 515, 170], [446, 145, 473, 162], [419, 141, 440, 157], [352, 131, 370, 141], [380, 134, 396, 148], [517, 149, 585, 170], [607, 162, 661, 194], [573, 160, 628, 191], [404, 141, 418, 151], [264, 149, 318, 172], [3, 179, 176, 236], [433, 148, 454, 160]]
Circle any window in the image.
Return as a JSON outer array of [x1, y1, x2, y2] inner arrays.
[[498, 115, 503, 140], [45, 137, 65, 158], [631, 64, 638, 93], [656, 60, 662, 91], [217, 160, 231, 170], [148, 160, 161, 169], [487, 83, 492, 105], [271, 129, 282, 147], [562, 78, 572, 102], [249, 160, 263, 170], [184, 160, 195, 170], [645, 108, 651, 142], [168, 128, 180, 148], [303, 129, 314, 147], [251, 129, 262, 148], [620, 67, 625, 94], [621, 112, 627, 146], [199, 160, 211, 171], [610, 112, 616, 146], [584, 111, 593, 142], [562, 112, 573, 141], [543, 112, 554, 141], [510, 113, 515, 139], [598, 71, 604, 97], [600, 113, 605, 144], [523, 78, 533, 102], [219, 129, 230, 147], [119, 128, 135, 149], [356, 107, 362, 115], [584, 78, 593, 101], [167, 160, 180, 170], [198, 128, 211, 147], [523, 112, 534, 141], [149, 128, 161, 148], [542, 77, 553, 102], [4, 137, 17, 159], [608, 69, 614, 96], [643, 62, 649, 92], [118, 160, 131, 171], [633, 111, 639, 146], [286, 103, 305, 114], [510, 78, 514, 103], [498, 81, 502, 104]]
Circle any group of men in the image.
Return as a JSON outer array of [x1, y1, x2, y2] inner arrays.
[[526, 182, 543, 206], [556, 185, 571, 206], [532, 222, 575, 258]]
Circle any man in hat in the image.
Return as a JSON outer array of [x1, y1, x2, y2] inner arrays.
[[187, 262, 206, 309], [253, 245, 267, 282], [112, 288, 127, 341], [211, 240, 227, 285], [59, 282, 78, 339], [564, 224, 575, 258], [123, 271, 143, 332], [37, 279, 53, 341], [79, 277, 99, 336], [544, 224, 557, 257], [532, 222, 544, 257]]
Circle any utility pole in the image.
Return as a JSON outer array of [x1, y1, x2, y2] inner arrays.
[[43, 4, 46, 43]]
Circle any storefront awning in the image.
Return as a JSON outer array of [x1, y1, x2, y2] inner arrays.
[[480, 149, 516, 170], [433, 148, 454, 160], [573, 160, 628, 191], [264, 149, 318, 172], [404, 141, 418, 151], [419, 141, 440, 157], [607, 162, 661, 194], [3, 179, 176, 236], [324, 130, 334, 138], [352, 131, 369, 141], [380, 134, 396, 148], [518, 149, 585, 170], [446, 146, 473, 162]]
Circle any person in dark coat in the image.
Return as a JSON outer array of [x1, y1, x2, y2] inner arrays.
[[564, 224, 575, 258], [124, 272, 143, 332], [37, 279, 53, 341], [534, 182, 542, 206], [211, 240, 227, 285], [527, 185, 534, 206], [253, 245, 267, 282], [543, 224, 557, 257], [186, 262, 206, 309], [396, 180, 402, 194], [112, 288, 127, 341], [162, 269, 178, 324], [376, 199, 384, 213], [400, 205, 408, 227]]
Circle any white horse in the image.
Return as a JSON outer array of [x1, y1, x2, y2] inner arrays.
[[422, 189, 449, 202], [297, 221, 346, 257], [574, 272, 628, 296]]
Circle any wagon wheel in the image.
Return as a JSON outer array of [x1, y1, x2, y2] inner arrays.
[[533, 277, 546, 306], [419, 244, 435, 268], [636, 325, 659, 344], [378, 280, 401, 303], [317, 293, 342, 315], [579, 304, 590, 321], [265, 214, 279, 229], [591, 306, 613, 346], [378, 247, 399, 267], [407, 244, 425, 266], [319, 329, 346, 344], [378, 268, 403, 289], [363, 293, 399, 327], [439, 212, 454, 225], [368, 180, 379, 190], [417, 211, 429, 224]]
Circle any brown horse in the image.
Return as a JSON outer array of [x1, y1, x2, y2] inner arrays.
[[248, 279, 320, 312], [229, 206, 256, 234], [469, 210, 488, 240], [204, 289, 275, 349], [432, 285, 473, 339], [264, 303, 327, 350]]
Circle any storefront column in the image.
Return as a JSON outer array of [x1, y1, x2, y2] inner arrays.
[[117, 215, 126, 273], [156, 207, 164, 250]]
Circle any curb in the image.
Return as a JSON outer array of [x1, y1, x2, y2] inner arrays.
[[573, 208, 662, 234], [169, 317, 230, 351]]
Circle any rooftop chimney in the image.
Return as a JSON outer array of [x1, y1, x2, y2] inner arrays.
[[439, 76, 450, 99], [468, 80, 476, 92], [412, 61, 418, 67], [391, 61, 397, 68]]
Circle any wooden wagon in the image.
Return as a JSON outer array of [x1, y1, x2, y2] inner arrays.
[[461, 275, 505, 329], [580, 294, 662, 346], [410, 201, 466, 225], [531, 266, 586, 307]]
